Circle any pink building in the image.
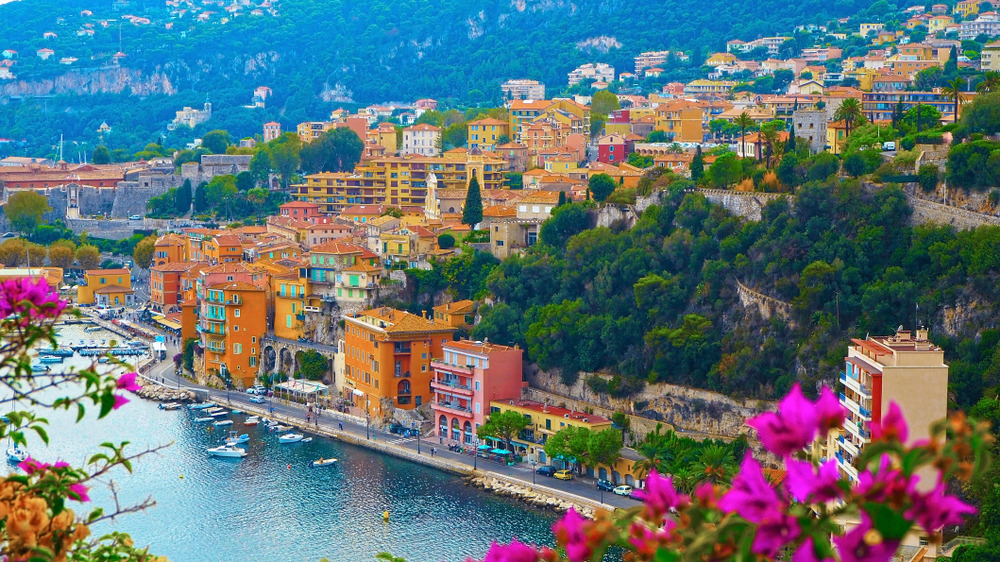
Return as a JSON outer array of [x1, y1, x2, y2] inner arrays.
[[279, 201, 325, 223], [263, 121, 281, 142], [432, 340, 524, 444]]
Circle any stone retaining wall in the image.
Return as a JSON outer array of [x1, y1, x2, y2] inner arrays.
[[908, 197, 1000, 230]]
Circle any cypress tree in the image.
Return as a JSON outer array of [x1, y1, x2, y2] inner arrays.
[[175, 179, 193, 215], [557, 191, 567, 206], [194, 181, 208, 213], [690, 146, 704, 182], [462, 176, 483, 227]]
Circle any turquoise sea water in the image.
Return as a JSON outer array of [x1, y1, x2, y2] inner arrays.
[[14, 326, 558, 562]]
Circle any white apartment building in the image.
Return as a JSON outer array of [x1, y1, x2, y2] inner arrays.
[[501, 79, 546, 101], [401, 124, 441, 157], [568, 63, 615, 85]]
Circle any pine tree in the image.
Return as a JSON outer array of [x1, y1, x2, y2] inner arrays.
[[690, 146, 704, 182], [194, 181, 208, 213], [175, 179, 193, 215], [462, 176, 483, 227]]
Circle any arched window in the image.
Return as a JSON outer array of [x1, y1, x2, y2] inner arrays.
[[439, 415, 448, 437], [398, 379, 411, 396], [463, 421, 473, 444], [451, 418, 461, 441], [625, 474, 635, 486], [599, 468, 608, 480]]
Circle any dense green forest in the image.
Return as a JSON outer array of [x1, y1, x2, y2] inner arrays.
[[0, 0, 862, 155], [407, 175, 1000, 411]]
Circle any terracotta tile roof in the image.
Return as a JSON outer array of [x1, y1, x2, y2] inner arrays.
[[86, 268, 129, 276], [433, 299, 475, 315], [445, 338, 519, 355], [200, 262, 257, 274], [483, 205, 517, 218], [356, 307, 456, 335], [310, 241, 366, 255], [93, 284, 133, 294], [213, 234, 242, 247], [404, 123, 441, 131], [206, 281, 262, 292], [469, 117, 508, 126], [152, 262, 204, 272], [340, 204, 385, 216], [503, 400, 610, 424], [342, 262, 383, 273]]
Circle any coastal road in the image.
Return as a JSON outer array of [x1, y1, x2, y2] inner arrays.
[[145, 357, 641, 510]]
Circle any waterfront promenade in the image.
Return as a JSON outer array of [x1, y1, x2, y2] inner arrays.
[[142, 348, 639, 511]]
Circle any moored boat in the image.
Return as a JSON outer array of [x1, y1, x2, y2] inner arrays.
[[225, 431, 250, 445], [30, 363, 49, 373], [244, 416, 260, 426], [39, 356, 63, 364], [195, 417, 214, 422], [188, 402, 216, 410], [6, 445, 27, 463], [214, 420, 233, 427], [206, 445, 246, 458], [311, 457, 337, 468], [159, 402, 182, 410], [278, 433, 304, 444]]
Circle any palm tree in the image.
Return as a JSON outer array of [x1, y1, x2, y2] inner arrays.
[[976, 71, 1000, 94], [734, 112, 755, 158], [943, 77, 968, 124], [833, 98, 863, 139], [693, 444, 737, 486]]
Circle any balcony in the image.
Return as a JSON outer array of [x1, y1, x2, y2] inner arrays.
[[431, 379, 473, 396], [840, 393, 871, 421], [838, 434, 860, 456], [393, 344, 412, 354], [432, 400, 473, 417], [394, 371, 411, 378], [431, 359, 471, 375], [842, 421, 872, 443], [840, 371, 871, 398]]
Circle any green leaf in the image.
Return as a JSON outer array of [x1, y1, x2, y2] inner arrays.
[[653, 547, 679, 562], [865, 503, 913, 541], [30, 425, 48, 444], [76, 403, 85, 422], [99, 392, 115, 419]]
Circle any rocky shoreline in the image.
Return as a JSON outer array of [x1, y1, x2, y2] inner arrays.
[[467, 475, 599, 519], [136, 385, 195, 403]]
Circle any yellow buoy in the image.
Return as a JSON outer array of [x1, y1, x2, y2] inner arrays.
[[179, 475, 184, 479], [382, 511, 389, 521]]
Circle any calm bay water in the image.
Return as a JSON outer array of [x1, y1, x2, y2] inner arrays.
[[13, 325, 558, 562]]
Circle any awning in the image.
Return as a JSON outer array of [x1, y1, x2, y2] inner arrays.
[[275, 379, 329, 395], [155, 317, 182, 330], [477, 444, 492, 450], [352, 389, 365, 397], [492, 449, 512, 455]]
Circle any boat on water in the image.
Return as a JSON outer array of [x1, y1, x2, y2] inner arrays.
[[311, 457, 337, 468], [244, 416, 260, 426], [97, 357, 109, 364], [210, 410, 229, 418], [188, 402, 217, 410], [159, 402, 182, 411], [195, 417, 214, 423], [231, 409, 242, 415], [38, 356, 63, 364], [84, 326, 102, 333], [39, 347, 74, 357], [127, 340, 147, 348], [214, 420, 233, 427], [225, 431, 250, 445], [278, 433, 304, 444], [30, 363, 49, 373], [206, 445, 246, 458], [271, 425, 290, 432], [301, 437, 313, 443], [6, 445, 27, 463]]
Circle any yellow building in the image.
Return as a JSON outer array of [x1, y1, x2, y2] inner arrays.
[[544, 157, 578, 174], [272, 271, 311, 340], [508, 100, 554, 143], [432, 300, 475, 328], [293, 150, 507, 212], [0, 267, 63, 287], [368, 122, 398, 153], [706, 52, 738, 66], [77, 269, 134, 307], [859, 22, 885, 37], [955, 0, 980, 17], [826, 120, 850, 154], [153, 233, 187, 267], [929, 14, 954, 31], [654, 99, 708, 143], [296, 121, 336, 143], [468, 118, 510, 151]]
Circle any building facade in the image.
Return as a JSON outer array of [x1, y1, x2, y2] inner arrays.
[[401, 124, 441, 157], [501, 79, 546, 100], [199, 281, 267, 388]]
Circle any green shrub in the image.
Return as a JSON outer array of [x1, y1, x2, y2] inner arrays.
[[915, 132, 944, 145], [900, 135, 916, 151], [917, 164, 939, 192]]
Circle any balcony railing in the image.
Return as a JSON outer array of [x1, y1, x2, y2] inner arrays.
[[394, 371, 410, 378], [433, 379, 471, 391], [393, 345, 412, 354], [434, 400, 472, 414]]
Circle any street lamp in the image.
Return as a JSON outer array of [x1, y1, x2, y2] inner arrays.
[[530, 459, 537, 484], [413, 421, 421, 454], [366, 413, 371, 439]]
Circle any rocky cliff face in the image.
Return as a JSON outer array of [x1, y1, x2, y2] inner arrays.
[[0, 67, 176, 97]]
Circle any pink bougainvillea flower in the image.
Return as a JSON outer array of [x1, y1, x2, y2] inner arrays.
[[793, 537, 835, 562], [67, 483, 90, 503], [815, 386, 847, 434], [752, 513, 801, 558], [693, 481, 717, 509], [116, 372, 142, 392], [112, 394, 130, 410], [855, 454, 917, 505], [17, 456, 51, 475], [905, 480, 976, 533], [0, 278, 66, 322], [747, 383, 819, 457], [832, 513, 900, 562], [52, 460, 70, 469], [718, 452, 785, 524], [552, 508, 591, 562], [480, 540, 540, 562], [628, 520, 677, 558], [635, 470, 688, 519], [786, 459, 843, 503], [870, 402, 908, 444]]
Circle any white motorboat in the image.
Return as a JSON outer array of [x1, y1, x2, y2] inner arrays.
[[225, 431, 250, 445], [214, 420, 233, 427], [159, 402, 181, 411], [188, 402, 217, 410], [244, 416, 260, 426], [195, 417, 214, 423], [209, 410, 229, 417], [311, 458, 338, 468], [278, 433, 304, 444], [206, 445, 247, 458], [301, 437, 313, 443], [205, 407, 224, 414], [271, 425, 290, 432], [6, 445, 27, 463]]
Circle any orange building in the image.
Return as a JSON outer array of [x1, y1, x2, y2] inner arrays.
[[200, 281, 267, 388], [152, 234, 187, 266], [432, 300, 475, 328], [205, 234, 244, 265], [150, 262, 205, 312], [342, 307, 455, 417]]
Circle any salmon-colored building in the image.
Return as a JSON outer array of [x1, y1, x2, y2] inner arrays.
[[200, 281, 267, 388]]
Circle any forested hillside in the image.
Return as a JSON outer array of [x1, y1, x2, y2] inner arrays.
[[0, 0, 862, 153], [415, 175, 1000, 411]]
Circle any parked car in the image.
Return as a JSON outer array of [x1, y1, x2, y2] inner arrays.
[[246, 388, 259, 395], [535, 466, 557, 477], [1, 232, 16, 238], [554, 469, 573, 481], [252, 385, 266, 394], [596, 479, 615, 492], [614, 485, 634, 496], [249, 396, 266, 404], [388, 423, 412, 436], [629, 489, 644, 501]]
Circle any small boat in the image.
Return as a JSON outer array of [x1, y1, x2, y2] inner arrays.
[[301, 437, 313, 443], [39, 347, 73, 357], [205, 407, 224, 413], [188, 402, 216, 410], [225, 431, 250, 445], [128, 340, 146, 348], [231, 409, 243, 415], [39, 356, 63, 364], [30, 363, 49, 373], [195, 417, 214, 423], [278, 433, 304, 444], [6, 445, 27, 463], [214, 420, 233, 427], [159, 402, 182, 411], [206, 445, 246, 458], [210, 410, 228, 418], [272, 425, 290, 432], [245, 416, 260, 426], [311, 458, 338, 468], [98, 357, 109, 364], [84, 326, 102, 333]]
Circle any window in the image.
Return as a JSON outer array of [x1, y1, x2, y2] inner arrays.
[[234, 343, 242, 354], [475, 381, 480, 391], [252, 336, 256, 343], [421, 352, 427, 359], [234, 325, 239, 332], [286, 315, 291, 328], [475, 402, 481, 413], [234, 309, 240, 317], [250, 357, 257, 366]]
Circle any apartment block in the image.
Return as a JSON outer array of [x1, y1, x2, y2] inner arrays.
[[568, 62, 614, 85], [401, 124, 441, 156], [501, 79, 545, 100], [199, 281, 267, 388], [634, 50, 670, 74]]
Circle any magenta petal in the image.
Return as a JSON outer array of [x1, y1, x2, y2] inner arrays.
[[833, 513, 900, 562], [793, 538, 835, 562], [68, 483, 90, 502], [870, 402, 908, 443], [112, 394, 130, 410], [815, 386, 846, 433], [906, 480, 977, 533], [785, 459, 843, 503], [481, 540, 540, 562], [718, 452, 785, 524], [116, 372, 142, 392], [747, 383, 818, 457], [552, 508, 590, 562]]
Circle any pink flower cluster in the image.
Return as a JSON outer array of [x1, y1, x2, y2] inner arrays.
[[747, 384, 844, 457], [113, 372, 142, 410], [0, 278, 67, 323], [17, 456, 90, 502]]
